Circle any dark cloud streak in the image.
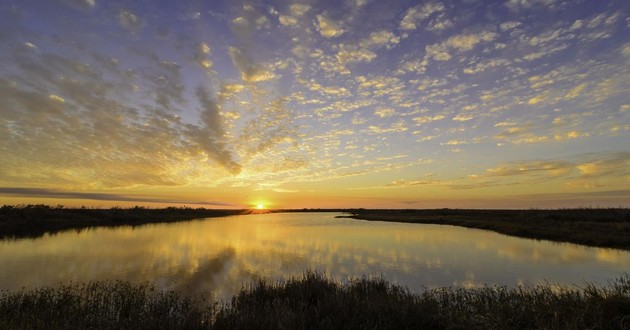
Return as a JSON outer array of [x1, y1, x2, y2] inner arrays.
[[0, 187, 235, 206]]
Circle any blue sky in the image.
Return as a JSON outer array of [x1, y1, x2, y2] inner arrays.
[[0, 0, 629, 208]]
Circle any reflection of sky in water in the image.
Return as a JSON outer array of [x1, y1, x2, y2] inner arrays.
[[1, 213, 629, 300]]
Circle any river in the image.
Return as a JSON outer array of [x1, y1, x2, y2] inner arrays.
[[1, 212, 628, 301]]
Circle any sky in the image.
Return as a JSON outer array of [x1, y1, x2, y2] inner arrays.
[[0, 0, 629, 209]]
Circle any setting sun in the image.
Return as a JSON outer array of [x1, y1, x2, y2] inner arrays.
[[256, 203, 265, 210]]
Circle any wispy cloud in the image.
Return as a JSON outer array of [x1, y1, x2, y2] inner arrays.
[[0, 188, 234, 206]]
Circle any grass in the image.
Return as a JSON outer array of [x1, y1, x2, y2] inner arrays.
[[0, 281, 212, 329], [1, 272, 629, 329], [346, 208, 630, 250]]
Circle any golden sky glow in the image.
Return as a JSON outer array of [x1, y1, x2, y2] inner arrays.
[[0, 0, 629, 208]]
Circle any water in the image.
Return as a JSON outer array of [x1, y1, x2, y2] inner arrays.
[[1, 212, 628, 300]]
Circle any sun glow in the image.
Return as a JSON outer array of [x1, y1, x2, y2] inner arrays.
[[256, 203, 265, 210]]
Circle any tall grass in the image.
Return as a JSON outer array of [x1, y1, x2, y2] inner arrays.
[[2, 273, 629, 329], [0, 281, 213, 329]]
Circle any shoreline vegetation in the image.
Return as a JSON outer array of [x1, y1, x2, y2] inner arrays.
[[0, 205, 247, 239], [342, 208, 630, 251], [1, 205, 629, 251], [1, 272, 629, 329]]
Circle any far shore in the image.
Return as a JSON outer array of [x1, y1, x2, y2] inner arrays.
[[0, 205, 249, 239], [1, 205, 629, 251], [342, 208, 630, 251]]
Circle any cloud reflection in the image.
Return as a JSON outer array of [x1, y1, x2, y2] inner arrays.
[[1, 214, 628, 300]]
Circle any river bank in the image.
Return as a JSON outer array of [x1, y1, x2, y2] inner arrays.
[[0, 205, 246, 239], [344, 208, 630, 250]]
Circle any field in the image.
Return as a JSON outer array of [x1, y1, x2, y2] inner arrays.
[[1, 272, 629, 329]]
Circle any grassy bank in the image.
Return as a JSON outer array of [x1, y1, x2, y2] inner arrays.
[[0, 205, 246, 239], [345, 208, 630, 250], [1, 272, 629, 329]]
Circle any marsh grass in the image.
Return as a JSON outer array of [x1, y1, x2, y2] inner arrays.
[[348, 208, 630, 250], [0, 280, 213, 329], [2, 272, 629, 329], [0, 204, 246, 239]]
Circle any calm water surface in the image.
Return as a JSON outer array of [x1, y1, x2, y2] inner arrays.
[[1, 212, 629, 300]]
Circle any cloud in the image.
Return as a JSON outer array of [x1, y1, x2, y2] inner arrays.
[[499, 21, 521, 31], [230, 4, 270, 42], [576, 153, 630, 179], [228, 47, 276, 82], [316, 14, 344, 38], [279, 15, 298, 26], [117, 10, 144, 33], [452, 113, 474, 121], [494, 125, 549, 144], [359, 30, 400, 49], [0, 188, 234, 206], [396, 59, 428, 74], [188, 86, 241, 174], [336, 45, 377, 65], [425, 44, 451, 61], [367, 120, 408, 134], [505, 0, 559, 12], [447, 31, 497, 51], [413, 115, 445, 124], [485, 160, 573, 178], [193, 42, 213, 70], [237, 97, 300, 157], [374, 108, 396, 118], [564, 82, 587, 100], [62, 0, 96, 10], [400, 2, 445, 31], [463, 59, 509, 74], [289, 4, 310, 16]]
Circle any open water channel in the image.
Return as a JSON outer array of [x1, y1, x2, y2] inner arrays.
[[1, 212, 628, 300]]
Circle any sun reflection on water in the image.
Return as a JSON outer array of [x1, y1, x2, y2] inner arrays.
[[0, 213, 629, 301]]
